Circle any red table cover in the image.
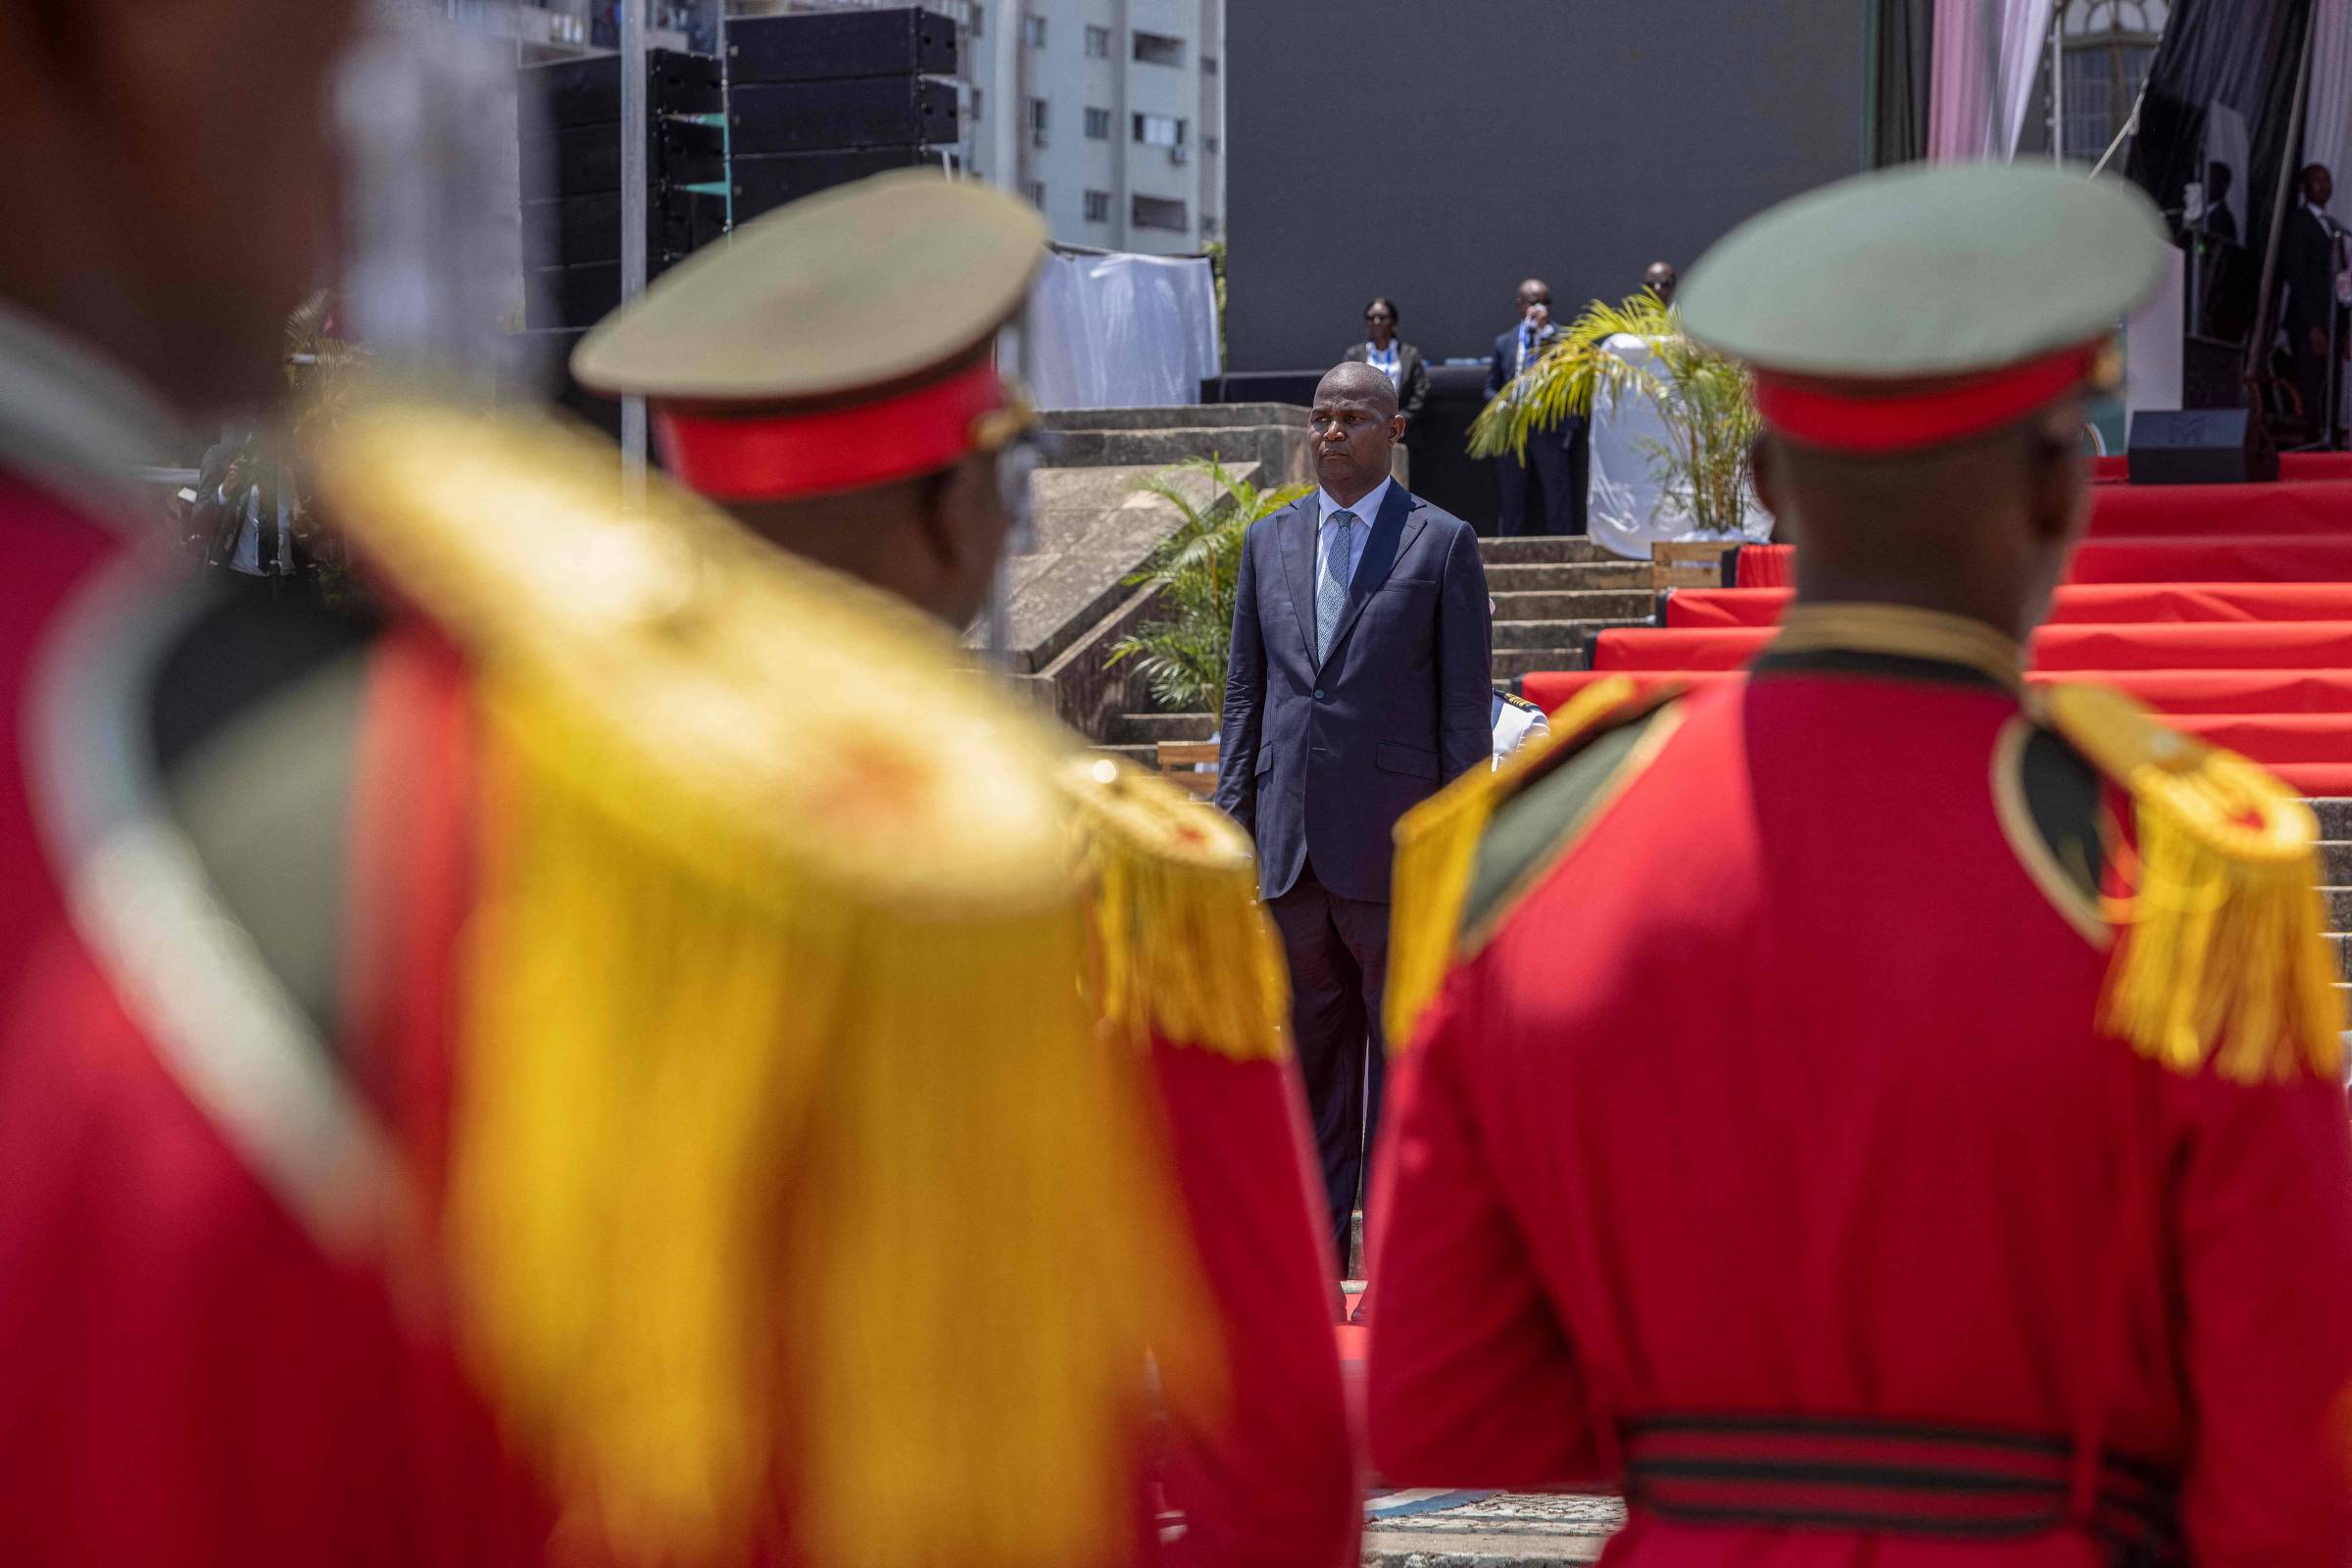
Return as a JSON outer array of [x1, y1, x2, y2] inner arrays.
[[1592, 621, 2352, 673]]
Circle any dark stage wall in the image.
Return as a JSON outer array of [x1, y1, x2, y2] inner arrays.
[[1223, 1, 1870, 375]]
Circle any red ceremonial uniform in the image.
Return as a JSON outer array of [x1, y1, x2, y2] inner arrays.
[[1367, 613, 2352, 1566], [0, 405, 1350, 1564]]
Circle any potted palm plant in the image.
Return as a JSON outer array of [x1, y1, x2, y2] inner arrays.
[[1108, 457, 1311, 715], [1468, 289, 1760, 537]]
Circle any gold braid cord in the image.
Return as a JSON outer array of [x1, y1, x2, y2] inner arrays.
[[1056, 757, 1291, 1060], [1384, 677, 1647, 1050], [316, 401, 1194, 1568], [2040, 682, 2342, 1084]]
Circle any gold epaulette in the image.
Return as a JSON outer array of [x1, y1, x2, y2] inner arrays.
[[2040, 682, 2342, 1083], [314, 400, 1184, 1568], [318, 399, 1073, 919], [1385, 676, 1663, 1049], [1055, 757, 1290, 1061]]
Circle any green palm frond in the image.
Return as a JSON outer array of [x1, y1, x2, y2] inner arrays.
[[1468, 290, 1759, 535], [1107, 457, 1310, 712]]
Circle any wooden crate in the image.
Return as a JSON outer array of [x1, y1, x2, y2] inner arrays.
[[1649, 540, 1739, 590], [1155, 740, 1220, 798]]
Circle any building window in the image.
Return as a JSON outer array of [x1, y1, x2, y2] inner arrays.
[[1084, 106, 1111, 140], [1085, 189, 1111, 223], [1022, 180, 1046, 209], [2058, 0, 2166, 165], [1201, 215, 1221, 238], [1132, 30, 1185, 68], [969, 86, 983, 121], [969, 3, 982, 37], [1085, 24, 1111, 58], [1028, 96, 1049, 142], [1203, 133, 1219, 155], [1201, 56, 1218, 75], [1022, 13, 1046, 46], [1132, 194, 1189, 231], [1132, 112, 1186, 148]]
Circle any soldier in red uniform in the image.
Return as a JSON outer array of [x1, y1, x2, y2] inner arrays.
[[1366, 161, 2352, 1565], [0, 7, 1349, 1568], [567, 171, 1356, 1568]]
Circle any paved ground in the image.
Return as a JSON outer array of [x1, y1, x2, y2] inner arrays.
[[1364, 1491, 1624, 1566]]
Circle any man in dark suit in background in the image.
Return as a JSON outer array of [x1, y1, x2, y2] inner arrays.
[[2283, 164, 2344, 445], [1486, 277, 1584, 534], [1216, 361, 1493, 1281]]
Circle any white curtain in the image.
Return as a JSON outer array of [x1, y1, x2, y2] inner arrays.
[[1929, 0, 2058, 161], [1022, 249, 1221, 411]]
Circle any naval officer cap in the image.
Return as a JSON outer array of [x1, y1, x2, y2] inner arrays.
[[1679, 163, 2171, 455], [572, 170, 1048, 500]]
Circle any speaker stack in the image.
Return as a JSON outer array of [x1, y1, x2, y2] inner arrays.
[[725, 7, 960, 223]]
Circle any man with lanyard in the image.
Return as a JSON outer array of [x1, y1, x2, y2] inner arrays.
[[1370, 162, 2352, 1564]]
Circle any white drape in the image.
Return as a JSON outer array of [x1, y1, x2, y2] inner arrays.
[[1022, 249, 1221, 411], [1584, 335, 1769, 563], [1929, 0, 2058, 161], [2311, 0, 2352, 224]]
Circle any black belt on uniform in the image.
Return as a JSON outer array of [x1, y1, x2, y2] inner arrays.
[[1620, 1413, 2182, 1565]]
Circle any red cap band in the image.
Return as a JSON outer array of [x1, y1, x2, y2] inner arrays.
[[655, 358, 1006, 500], [1752, 343, 2100, 454]]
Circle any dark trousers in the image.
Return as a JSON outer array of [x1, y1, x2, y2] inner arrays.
[[1266, 858, 1390, 1271], [1494, 416, 1584, 535]]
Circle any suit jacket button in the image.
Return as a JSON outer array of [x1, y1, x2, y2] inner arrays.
[[1314, 688, 1326, 701]]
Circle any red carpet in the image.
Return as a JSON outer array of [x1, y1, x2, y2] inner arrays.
[[1670, 584, 2352, 629], [1552, 474, 2352, 795]]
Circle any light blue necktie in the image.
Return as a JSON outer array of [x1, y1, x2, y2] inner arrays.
[[1316, 511, 1357, 662]]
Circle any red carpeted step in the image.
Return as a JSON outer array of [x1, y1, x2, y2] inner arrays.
[[2170, 713, 2352, 764], [1523, 667, 2352, 717], [2091, 453, 2352, 484], [2070, 534, 2352, 583], [1667, 584, 2352, 630], [2268, 762, 2352, 796], [1593, 622, 2352, 673], [2088, 479, 2352, 537]]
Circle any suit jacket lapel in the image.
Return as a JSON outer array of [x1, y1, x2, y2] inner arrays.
[[1322, 483, 1424, 666], [1279, 498, 1319, 662]]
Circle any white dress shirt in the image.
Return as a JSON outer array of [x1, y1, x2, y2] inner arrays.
[[1363, 340, 1402, 388], [1314, 477, 1392, 589]]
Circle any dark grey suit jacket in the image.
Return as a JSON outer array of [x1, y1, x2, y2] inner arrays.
[[1213, 483, 1492, 904]]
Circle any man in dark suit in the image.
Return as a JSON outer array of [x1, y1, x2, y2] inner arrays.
[[1215, 360, 1493, 1276], [1486, 276, 1583, 534], [2283, 164, 2343, 444]]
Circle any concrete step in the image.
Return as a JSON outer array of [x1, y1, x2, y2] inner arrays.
[[1494, 618, 1622, 650], [1107, 710, 1217, 745], [2326, 841, 2351, 885], [1486, 562, 1649, 592], [1478, 535, 1626, 566], [1494, 647, 1585, 679], [1492, 588, 1655, 621], [2325, 887, 2352, 929], [2317, 799, 2352, 838], [1092, 742, 1159, 768]]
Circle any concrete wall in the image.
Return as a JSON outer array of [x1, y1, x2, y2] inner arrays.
[[1223, 0, 1868, 372]]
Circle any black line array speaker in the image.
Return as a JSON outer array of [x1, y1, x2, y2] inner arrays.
[[2126, 408, 2279, 485], [727, 7, 957, 83], [516, 48, 729, 331], [725, 8, 960, 224]]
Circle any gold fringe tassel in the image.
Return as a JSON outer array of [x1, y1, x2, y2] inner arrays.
[[448, 675, 1191, 1568], [1059, 760, 1290, 1061], [2043, 683, 2344, 1084], [1384, 677, 1640, 1050]]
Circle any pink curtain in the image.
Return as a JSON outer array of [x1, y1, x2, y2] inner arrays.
[[1929, 0, 2057, 161]]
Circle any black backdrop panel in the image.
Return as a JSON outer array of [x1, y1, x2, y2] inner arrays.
[[2129, 0, 2312, 364], [1222, 0, 1866, 374]]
